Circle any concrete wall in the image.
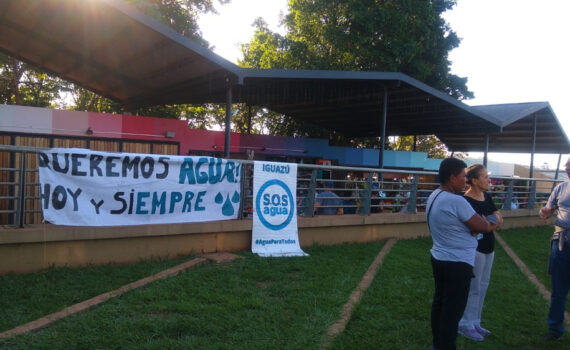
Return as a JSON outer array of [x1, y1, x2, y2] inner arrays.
[[0, 209, 550, 274], [1, 104, 440, 169]]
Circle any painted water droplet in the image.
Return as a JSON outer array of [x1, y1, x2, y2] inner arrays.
[[222, 195, 234, 216], [215, 192, 223, 204], [232, 191, 240, 203]]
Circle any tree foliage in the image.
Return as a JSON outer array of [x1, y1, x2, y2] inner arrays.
[[2, 0, 470, 160], [280, 0, 471, 99], [126, 0, 226, 46], [393, 135, 448, 159], [238, 0, 472, 157], [0, 55, 72, 107]]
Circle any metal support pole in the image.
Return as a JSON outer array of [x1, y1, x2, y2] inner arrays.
[[552, 153, 562, 192], [379, 87, 388, 168], [483, 134, 489, 167], [413, 135, 417, 152], [247, 105, 252, 134], [529, 113, 537, 178], [360, 173, 373, 215], [17, 152, 26, 227], [405, 175, 419, 214], [504, 180, 514, 211], [224, 83, 233, 158], [305, 170, 318, 216], [528, 180, 536, 209], [237, 163, 247, 219]]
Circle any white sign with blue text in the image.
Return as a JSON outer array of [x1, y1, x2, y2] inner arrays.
[[252, 161, 307, 257], [37, 148, 241, 226]]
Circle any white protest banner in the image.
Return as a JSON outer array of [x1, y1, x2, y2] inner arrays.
[[37, 148, 241, 226], [252, 161, 307, 257]]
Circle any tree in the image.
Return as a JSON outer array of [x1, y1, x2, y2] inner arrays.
[[237, 19, 340, 138], [239, 1, 472, 156], [393, 135, 448, 159], [124, 0, 228, 47], [0, 55, 72, 107], [280, 0, 471, 99]]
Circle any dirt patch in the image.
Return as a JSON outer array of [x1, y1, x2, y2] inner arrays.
[[495, 232, 570, 328], [257, 281, 272, 288], [319, 238, 398, 350], [149, 312, 170, 319], [0, 256, 209, 340], [202, 252, 243, 264]]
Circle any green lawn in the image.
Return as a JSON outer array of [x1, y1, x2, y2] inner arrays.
[[333, 237, 561, 349], [0, 254, 199, 332], [1, 226, 568, 349], [498, 225, 553, 291], [0, 242, 385, 349]]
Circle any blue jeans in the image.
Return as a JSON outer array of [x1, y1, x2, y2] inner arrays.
[[548, 241, 570, 335]]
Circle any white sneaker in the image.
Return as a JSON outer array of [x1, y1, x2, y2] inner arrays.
[[458, 327, 484, 341], [475, 325, 491, 336]]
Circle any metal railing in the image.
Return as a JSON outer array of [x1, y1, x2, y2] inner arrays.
[[237, 162, 563, 219], [0, 145, 564, 227]]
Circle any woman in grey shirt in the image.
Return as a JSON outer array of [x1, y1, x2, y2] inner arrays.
[[427, 158, 496, 350]]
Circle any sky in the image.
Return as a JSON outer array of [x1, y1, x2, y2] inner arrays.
[[197, 0, 570, 170]]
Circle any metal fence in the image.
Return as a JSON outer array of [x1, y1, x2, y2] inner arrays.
[[239, 162, 560, 219], [0, 145, 563, 227]]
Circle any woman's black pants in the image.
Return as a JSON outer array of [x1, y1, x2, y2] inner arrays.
[[430, 255, 473, 350]]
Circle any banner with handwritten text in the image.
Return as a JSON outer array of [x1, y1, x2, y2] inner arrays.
[[38, 148, 241, 226]]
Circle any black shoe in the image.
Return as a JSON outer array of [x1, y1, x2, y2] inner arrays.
[[544, 332, 563, 340]]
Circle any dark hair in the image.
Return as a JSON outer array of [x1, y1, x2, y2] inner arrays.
[[438, 158, 467, 185], [466, 164, 485, 185]]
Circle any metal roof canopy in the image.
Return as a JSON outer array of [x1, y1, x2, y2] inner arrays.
[[1, 0, 567, 157], [0, 0, 241, 107], [236, 69, 500, 138], [438, 102, 570, 154]]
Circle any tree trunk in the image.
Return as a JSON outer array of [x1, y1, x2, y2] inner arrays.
[[9, 57, 24, 105]]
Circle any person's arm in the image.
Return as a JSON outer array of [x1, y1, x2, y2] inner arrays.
[[494, 210, 503, 229], [539, 187, 559, 221], [539, 205, 556, 220], [486, 192, 502, 229], [465, 213, 496, 234]]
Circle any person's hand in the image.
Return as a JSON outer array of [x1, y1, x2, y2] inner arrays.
[[482, 214, 497, 233], [539, 206, 554, 222], [495, 212, 503, 229], [539, 207, 547, 220]]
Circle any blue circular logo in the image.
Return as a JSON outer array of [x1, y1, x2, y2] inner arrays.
[[255, 179, 294, 231]]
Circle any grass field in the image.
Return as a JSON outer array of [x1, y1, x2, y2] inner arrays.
[[1, 226, 569, 349]]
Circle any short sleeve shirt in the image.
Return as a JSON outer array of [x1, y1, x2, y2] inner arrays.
[[426, 189, 477, 266], [316, 191, 342, 215], [464, 192, 498, 254], [547, 181, 570, 228]]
